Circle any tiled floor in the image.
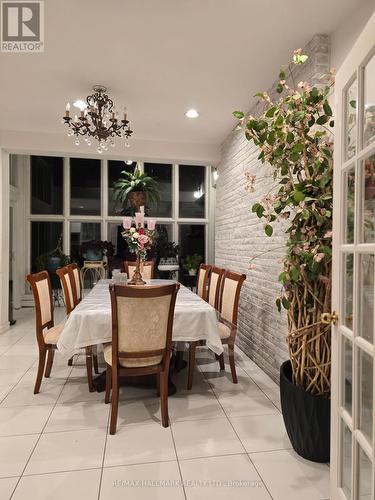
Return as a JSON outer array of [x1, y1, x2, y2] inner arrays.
[[0, 308, 330, 500]]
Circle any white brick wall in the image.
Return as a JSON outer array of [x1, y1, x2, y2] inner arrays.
[[215, 35, 330, 383]]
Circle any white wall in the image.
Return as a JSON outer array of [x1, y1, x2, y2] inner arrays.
[[330, 0, 375, 70], [0, 151, 10, 333]]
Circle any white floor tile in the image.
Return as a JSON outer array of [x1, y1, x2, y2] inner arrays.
[[169, 392, 226, 422], [250, 449, 330, 500], [217, 392, 278, 417], [172, 418, 243, 460], [12, 468, 101, 500], [115, 397, 161, 427], [230, 414, 291, 453], [0, 434, 39, 477], [0, 477, 18, 499], [0, 385, 14, 402], [57, 381, 104, 404], [25, 428, 107, 475], [45, 402, 109, 432], [100, 461, 185, 500], [0, 405, 53, 436], [104, 422, 176, 467], [180, 454, 271, 500], [247, 369, 279, 391], [0, 369, 29, 385], [1, 380, 64, 407]]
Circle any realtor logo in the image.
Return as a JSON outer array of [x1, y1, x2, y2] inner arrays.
[[1, 1, 44, 52]]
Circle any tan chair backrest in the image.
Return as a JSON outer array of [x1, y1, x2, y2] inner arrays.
[[124, 261, 155, 280], [110, 283, 179, 368], [66, 263, 81, 305], [26, 271, 54, 347], [219, 270, 246, 325], [56, 266, 75, 314], [208, 267, 225, 309], [196, 264, 211, 301]]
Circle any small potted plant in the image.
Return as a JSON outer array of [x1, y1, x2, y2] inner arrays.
[[182, 254, 203, 276], [80, 240, 115, 262], [113, 166, 160, 211]]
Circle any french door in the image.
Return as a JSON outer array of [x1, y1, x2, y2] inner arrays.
[[332, 11, 375, 500]]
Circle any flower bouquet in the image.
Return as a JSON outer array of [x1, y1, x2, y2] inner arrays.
[[121, 213, 156, 285]]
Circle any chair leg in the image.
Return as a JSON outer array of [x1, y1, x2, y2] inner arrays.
[[85, 346, 95, 392], [228, 344, 238, 384], [156, 372, 160, 397], [187, 341, 197, 390], [68, 356, 74, 366], [216, 353, 225, 371], [93, 352, 99, 375], [34, 348, 47, 394], [44, 348, 55, 378], [109, 372, 119, 435], [105, 365, 111, 404], [160, 370, 169, 427]]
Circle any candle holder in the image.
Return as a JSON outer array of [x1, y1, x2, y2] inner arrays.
[[128, 256, 146, 285]]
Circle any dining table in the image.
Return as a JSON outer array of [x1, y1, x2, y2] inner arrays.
[[57, 279, 223, 359]]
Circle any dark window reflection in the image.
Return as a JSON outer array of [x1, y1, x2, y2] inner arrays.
[[70, 158, 101, 215], [179, 224, 205, 260], [179, 165, 206, 218], [144, 163, 172, 217], [31, 221, 63, 272], [31, 156, 63, 214], [70, 222, 101, 263]]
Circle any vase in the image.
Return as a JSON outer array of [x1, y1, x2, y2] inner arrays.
[[85, 249, 103, 261], [280, 360, 330, 463], [188, 269, 197, 276], [46, 256, 62, 272], [128, 256, 146, 285]]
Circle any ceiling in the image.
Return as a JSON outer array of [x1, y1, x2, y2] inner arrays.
[[0, 0, 372, 162]]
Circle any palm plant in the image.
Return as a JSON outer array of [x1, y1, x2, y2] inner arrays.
[[113, 167, 160, 210]]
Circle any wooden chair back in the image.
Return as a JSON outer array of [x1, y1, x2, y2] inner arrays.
[[66, 263, 82, 306], [196, 264, 212, 301], [109, 283, 179, 369], [124, 260, 155, 280], [56, 266, 75, 314], [218, 270, 246, 326], [26, 271, 54, 348], [207, 266, 225, 309]]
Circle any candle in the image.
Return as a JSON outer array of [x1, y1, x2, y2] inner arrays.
[[122, 217, 132, 229], [123, 106, 127, 120], [148, 219, 156, 231], [135, 212, 144, 229], [65, 103, 70, 117], [140, 205, 145, 214]]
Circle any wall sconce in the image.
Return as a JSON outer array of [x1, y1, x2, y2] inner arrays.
[[212, 167, 219, 188]]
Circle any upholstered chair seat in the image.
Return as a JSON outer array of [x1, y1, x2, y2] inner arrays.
[[217, 322, 231, 339], [43, 324, 64, 344]]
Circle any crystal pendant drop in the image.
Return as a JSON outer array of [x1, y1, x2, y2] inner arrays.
[[125, 140, 130, 148], [75, 138, 80, 146]]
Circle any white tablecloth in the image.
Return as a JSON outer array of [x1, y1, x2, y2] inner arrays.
[[57, 279, 223, 357]]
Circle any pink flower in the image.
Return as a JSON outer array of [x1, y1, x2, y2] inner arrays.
[[248, 263, 256, 270], [138, 234, 149, 246], [314, 253, 325, 263], [324, 231, 333, 238]]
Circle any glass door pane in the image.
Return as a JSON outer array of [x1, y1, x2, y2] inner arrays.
[[362, 155, 375, 243], [344, 253, 354, 329], [363, 53, 375, 148], [345, 79, 357, 160], [342, 337, 353, 415], [345, 168, 355, 244], [340, 421, 352, 499], [359, 350, 373, 443], [357, 446, 373, 499], [358, 254, 374, 344]]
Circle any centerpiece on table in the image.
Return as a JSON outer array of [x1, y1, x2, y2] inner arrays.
[[122, 211, 156, 285]]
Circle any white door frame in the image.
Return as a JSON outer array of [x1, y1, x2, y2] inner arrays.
[[332, 10, 375, 500]]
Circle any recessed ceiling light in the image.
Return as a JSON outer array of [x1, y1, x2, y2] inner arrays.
[[185, 108, 199, 119], [73, 99, 87, 111]]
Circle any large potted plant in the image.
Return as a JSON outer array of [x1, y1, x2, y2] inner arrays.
[[35, 234, 70, 272], [113, 166, 160, 211], [234, 50, 334, 462], [182, 254, 203, 276]]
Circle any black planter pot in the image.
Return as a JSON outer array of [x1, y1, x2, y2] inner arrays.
[[280, 360, 330, 463]]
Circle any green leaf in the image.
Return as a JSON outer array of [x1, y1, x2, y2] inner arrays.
[[264, 224, 273, 237], [323, 101, 332, 116], [275, 115, 284, 127], [279, 69, 286, 80], [293, 191, 305, 203], [233, 111, 244, 119], [290, 267, 299, 281], [251, 203, 261, 213], [292, 143, 304, 154], [265, 106, 277, 118], [286, 132, 294, 144], [316, 115, 329, 125], [276, 83, 283, 94], [276, 297, 282, 313], [282, 297, 290, 309], [349, 99, 356, 109]]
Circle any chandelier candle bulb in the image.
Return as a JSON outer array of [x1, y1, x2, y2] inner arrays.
[[135, 212, 144, 229], [148, 219, 156, 231], [123, 217, 132, 229], [140, 205, 145, 214]]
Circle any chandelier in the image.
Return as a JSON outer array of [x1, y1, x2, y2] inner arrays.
[[62, 85, 133, 153]]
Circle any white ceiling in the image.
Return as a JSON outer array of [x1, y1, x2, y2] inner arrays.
[[0, 0, 372, 162]]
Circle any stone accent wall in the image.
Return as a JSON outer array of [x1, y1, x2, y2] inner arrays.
[[215, 35, 330, 383]]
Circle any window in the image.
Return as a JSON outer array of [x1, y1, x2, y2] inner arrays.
[[108, 160, 136, 216], [179, 165, 206, 218], [144, 163, 172, 217], [70, 222, 101, 262], [31, 221, 63, 272], [70, 158, 101, 215], [31, 156, 63, 214], [179, 224, 205, 260]]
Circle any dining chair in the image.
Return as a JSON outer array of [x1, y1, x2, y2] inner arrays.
[[66, 263, 82, 307], [104, 282, 179, 434], [56, 266, 98, 391], [26, 271, 64, 394], [124, 260, 155, 280], [187, 269, 246, 389], [196, 263, 212, 300], [207, 266, 225, 309]]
